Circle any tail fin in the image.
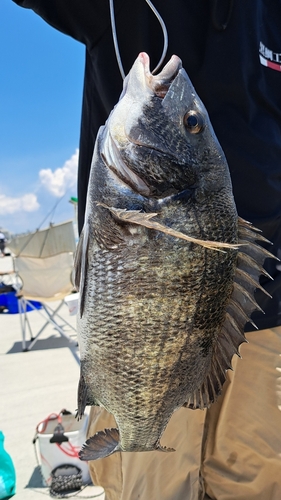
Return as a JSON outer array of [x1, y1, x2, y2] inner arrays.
[[79, 428, 120, 461]]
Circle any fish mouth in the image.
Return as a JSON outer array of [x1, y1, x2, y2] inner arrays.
[[101, 129, 151, 197], [139, 52, 182, 98], [101, 54, 183, 197]]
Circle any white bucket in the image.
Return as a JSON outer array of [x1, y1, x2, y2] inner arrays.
[[64, 293, 79, 316], [35, 412, 90, 486]]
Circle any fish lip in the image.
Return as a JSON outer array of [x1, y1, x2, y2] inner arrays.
[[138, 52, 182, 98]]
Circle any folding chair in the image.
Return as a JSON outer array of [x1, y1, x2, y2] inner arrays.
[[0, 255, 18, 312], [10, 221, 78, 354]]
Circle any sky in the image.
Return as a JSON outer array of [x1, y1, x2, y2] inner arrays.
[[0, 0, 85, 236]]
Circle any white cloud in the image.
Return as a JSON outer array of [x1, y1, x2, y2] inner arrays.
[[39, 149, 79, 197], [0, 193, 39, 215], [0, 149, 78, 220]]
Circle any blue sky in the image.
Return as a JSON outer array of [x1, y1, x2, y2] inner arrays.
[[0, 0, 85, 235]]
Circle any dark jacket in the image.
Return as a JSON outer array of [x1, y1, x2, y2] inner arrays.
[[13, 0, 281, 330]]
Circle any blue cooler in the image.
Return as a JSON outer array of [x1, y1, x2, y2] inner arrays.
[[0, 291, 41, 314]]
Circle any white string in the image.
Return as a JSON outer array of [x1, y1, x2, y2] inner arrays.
[[145, 0, 168, 74], [109, 0, 168, 80]]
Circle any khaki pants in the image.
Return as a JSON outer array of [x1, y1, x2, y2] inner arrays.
[[87, 327, 281, 500]]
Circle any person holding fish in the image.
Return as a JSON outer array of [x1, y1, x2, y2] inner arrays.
[[12, 1, 281, 499]]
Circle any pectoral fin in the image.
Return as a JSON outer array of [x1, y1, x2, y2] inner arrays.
[[97, 203, 240, 252], [79, 428, 120, 461]]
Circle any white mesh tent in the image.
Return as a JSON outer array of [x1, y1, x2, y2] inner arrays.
[[10, 221, 76, 258]]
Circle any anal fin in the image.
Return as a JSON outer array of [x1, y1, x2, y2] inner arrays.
[[79, 428, 120, 461]]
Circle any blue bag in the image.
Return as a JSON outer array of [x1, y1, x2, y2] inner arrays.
[[0, 432, 16, 499]]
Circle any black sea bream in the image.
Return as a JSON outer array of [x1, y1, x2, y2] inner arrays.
[[74, 53, 273, 460]]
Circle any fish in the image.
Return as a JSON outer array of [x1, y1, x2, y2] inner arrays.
[[74, 52, 274, 461]]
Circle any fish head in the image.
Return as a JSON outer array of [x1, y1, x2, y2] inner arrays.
[[101, 52, 232, 199]]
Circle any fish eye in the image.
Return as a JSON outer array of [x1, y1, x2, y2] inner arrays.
[[184, 111, 204, 134]]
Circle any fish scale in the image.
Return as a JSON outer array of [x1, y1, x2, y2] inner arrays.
[[79, 235, 234, 446], [74, 53, 275, 460]]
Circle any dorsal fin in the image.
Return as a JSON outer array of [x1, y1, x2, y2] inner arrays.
[[235, 268, 272, 298], [185, 218, 275, 410]]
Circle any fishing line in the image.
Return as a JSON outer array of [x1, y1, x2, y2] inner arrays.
[[109, 0, 168, 80]]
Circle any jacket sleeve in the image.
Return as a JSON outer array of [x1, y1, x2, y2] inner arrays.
[[12, 0, 114, 48]]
